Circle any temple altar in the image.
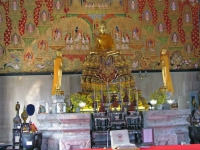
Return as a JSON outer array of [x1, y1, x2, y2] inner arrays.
[[143, 109, 191, 146], [35, 109, 192, 150]]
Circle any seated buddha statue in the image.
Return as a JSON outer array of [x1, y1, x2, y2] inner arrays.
[[90, 20, 120, 56]]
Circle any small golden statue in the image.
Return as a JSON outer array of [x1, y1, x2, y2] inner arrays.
[[52, 50, 64, 95], [160, 49, 174, 94], [90, 20, 120, 57], [15, 101, 20, 116], [21, 106, 28, 123]]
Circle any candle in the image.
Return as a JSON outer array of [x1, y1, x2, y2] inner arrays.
[[49, 106, 52, 114], [119, 79, 121, 102], [101, 84, 103, 102], [128, 84, 130, 104], [94, 88, 95, 101], [136, 90, 138, 110], [96, 100, 98, 113], [107, 79, 110, 104], [45, 102, 49, 113]]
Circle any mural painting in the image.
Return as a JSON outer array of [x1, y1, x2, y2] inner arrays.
[[0, 0, 199, 74]]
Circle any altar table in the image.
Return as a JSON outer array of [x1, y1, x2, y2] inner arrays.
[[76, 144, 200, 150]]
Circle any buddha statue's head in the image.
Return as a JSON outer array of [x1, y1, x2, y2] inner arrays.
[[99, 20, 107, 34], [56, 50, 62, 57], [161, 49, 167, 55]]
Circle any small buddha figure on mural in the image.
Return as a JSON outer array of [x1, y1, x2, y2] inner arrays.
[[12, 33, 20, 46], [55, 0, 61, 10], [147, 39, 155, 51], [185, 43, 192, 53], [185, 13, 190, 23], [158, 22, 164, 34], [24, 51, 33, 63], [131, 0, 136, 10], [160, 49, 174, 95], [26, 22, 35, 34], [74, 26, 82, 41], [53, 28, 62, 41], [90, 20, 120, 56], [52, 50, 63, 95], [38, 40, 48, 51], [132, 27, 140, 40], [144, 10, 150, 22], [40, 10, 49, 22], [12, 0, 18, 11], [172, 32, 178, 44], [171, 1, 176, 11]]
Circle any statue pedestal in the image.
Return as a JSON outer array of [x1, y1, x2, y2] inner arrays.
[[51, 95, 65, 103], [36, 113, 91, 150], [51, 95, 66, 114], [143, 109, 191, 145]]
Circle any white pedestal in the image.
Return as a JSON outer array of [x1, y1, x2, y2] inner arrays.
[[51, 95, 66, 114]]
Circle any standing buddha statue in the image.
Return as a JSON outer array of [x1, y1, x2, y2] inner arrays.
[[52, 50, 64, 95], [160, 49, 174, 95]]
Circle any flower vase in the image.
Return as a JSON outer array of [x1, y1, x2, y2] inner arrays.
[[156, 104, 163, 110], [75, 107, 80, 113]]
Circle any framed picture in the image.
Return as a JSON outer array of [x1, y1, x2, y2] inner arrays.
[[142, 128, 154, 144], [56, 102, 66, 113]]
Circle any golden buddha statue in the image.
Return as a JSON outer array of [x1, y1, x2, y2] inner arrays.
[[52, 50, 64, 95], [160, 49, 174, 95], [81, 20, 135, 107], [90, 20, 120, 57]]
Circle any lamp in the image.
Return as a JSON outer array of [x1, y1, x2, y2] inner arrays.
[[149, 99, 157, 110], [167, 99, 174, 109], [139, 71, 147, 80], [79, 102, 86, 112]]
